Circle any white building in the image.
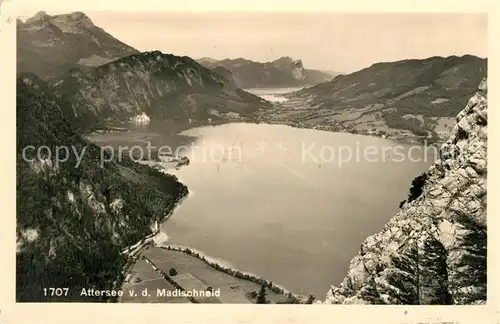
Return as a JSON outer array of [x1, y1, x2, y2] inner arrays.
[[131, 112, 151, 125]]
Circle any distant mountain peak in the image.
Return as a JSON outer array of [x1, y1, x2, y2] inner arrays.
[[197, 57, 218, 64], [49, 12, 95, 31], [196, 55, 333, 87], [25, 11, 52, 23], [67, 11, 91, 19], [22, 11, 96, 32], [275, 56, 293, 61], [18, 11, 139, 78]]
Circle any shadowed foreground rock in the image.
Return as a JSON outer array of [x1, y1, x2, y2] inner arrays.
[[325, 76, 487, 305]]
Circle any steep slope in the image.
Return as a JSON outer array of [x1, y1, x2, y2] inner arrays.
[[16, 74, 188, 301], [51, 51, 270, 129], [208, 65, 238, 88], [325, 76, 487, 305], [17, 11, 139, 78], [197, 56, 335, 88], [266, 55, 486, 142], [271, 56, 306, 81], [303, 68, 339, 85], [298, 55, 486, 117]]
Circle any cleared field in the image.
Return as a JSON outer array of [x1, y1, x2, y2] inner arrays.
[[174, 273, 207, 291], [121, 278, 191, 303], [171, 273, 222, 303], [142, 247, 288, 303], [120, 259, 192, 303], [433, 117, 455, 132], [126, 259, 163, 281]]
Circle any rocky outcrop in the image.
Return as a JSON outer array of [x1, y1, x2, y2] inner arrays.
[[17, 11, 139, 78], [51, 51, 270, 129], [325, 77, 487, 305], [271, 56, 305, 80]]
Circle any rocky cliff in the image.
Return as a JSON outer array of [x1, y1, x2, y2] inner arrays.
[[51, 51, 270, 129], [17, 11, 139, 78], [325, 76, 487, 305], [271, 56, 305, 80], [197, 56, 335, 88], [16, 74, 188, 301]]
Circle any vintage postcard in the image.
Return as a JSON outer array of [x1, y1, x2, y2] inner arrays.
[[0, 0, 498, 323]]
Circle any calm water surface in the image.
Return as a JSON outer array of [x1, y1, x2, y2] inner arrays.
[[89, 121, 436, 297], [245, 87, 303, 103], [86, 87, 436, 297], [155, 122, 436, 298]]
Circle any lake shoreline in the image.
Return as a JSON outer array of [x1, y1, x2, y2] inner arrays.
[[116, 164, 311, 303], [151, 244, 310, 302], [153, 167, 312, 301], [254, 119, 445, 146], [87, 116, 444, 149], [108, 120, 436, 301], [111, 186, 190, 300]]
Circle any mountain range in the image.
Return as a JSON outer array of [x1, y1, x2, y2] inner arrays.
[[17, 12, 272, 130], [197, 56, 337, 88], [15, 11, 269, 301], [50, 51, 269, 129], [295, 54, 486, 116], [259, 55, 487, 143], [17, 11, 139, 79], [15, 11, 487, 304]]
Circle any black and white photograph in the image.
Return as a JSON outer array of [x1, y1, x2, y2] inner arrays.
[[6, 1, 492, 315]]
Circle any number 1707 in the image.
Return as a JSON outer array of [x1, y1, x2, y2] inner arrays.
[[43, 288, 69, 296]]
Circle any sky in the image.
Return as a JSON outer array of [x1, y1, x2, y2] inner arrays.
[[17, 10, 488, 73]]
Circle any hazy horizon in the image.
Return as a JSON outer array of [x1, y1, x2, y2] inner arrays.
[[18, 11, 487, 73]]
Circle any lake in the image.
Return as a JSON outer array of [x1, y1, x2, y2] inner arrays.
[[151, 122, 436, 298], [86, 91, 437, 298], [245, 87, 303, 103]]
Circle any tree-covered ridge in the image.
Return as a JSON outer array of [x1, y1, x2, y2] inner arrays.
[[285, 55, 486, 139], [305, 55, 486, 117], [16, 75, 188, 301], [50, 51, 270, 131]]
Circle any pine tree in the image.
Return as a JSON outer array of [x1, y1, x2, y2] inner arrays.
[[256, 283, 267, 304], [305, 294, 315, 304]]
